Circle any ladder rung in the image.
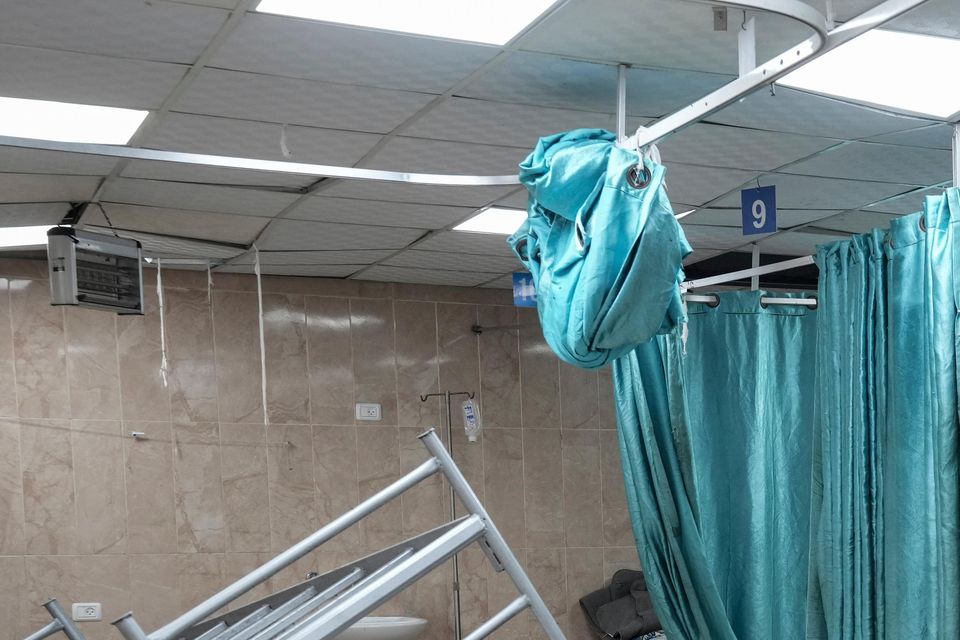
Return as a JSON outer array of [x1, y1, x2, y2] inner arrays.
[[246, 569, 364, 640], [225, 588, 317, 640], [208, 605, 270, 640], [463, 596, 530, 640], [193, 622, 227, 640]]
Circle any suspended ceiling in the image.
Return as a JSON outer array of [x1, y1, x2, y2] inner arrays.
[[0, 0, 957, 287]]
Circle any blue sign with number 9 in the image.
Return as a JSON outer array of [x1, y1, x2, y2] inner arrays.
[[741, 185, 777, 235]]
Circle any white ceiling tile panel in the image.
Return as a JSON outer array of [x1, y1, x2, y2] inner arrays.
[[680, 224, 765, 250], [681, 208, 840, 228], [357, 266, 496, 287], [710, 174, 916, 210], [318, 180, 514, 208], [85, 225, 245, 260], [229, 250, 393, 265], [414, 231, 516, 258], [683, 249, 724, 266], [404, 97, 628, 147], [0, 44, 186, 109], [0, 0, 228, 64], [142, 113, 383, 166], [708, 87, 932, 140], [866, 124, 955, 150], [491, 189, 531, 210], [808, 210, 901, 235], [0, 174, 99, 203], [662, 163, 757, 206], [783, 142, 952, 185], [257, 219, 425, 251], [290, 197, 472, 229], [384, 250, 520, 273], [0, 148, 116, 176], [97, 203, 268, 245], [516, 0, 813, 75], [174, 68, 434, 134], [120, 160, 315, 190], [210, 14, 498, 93], [164, 0, 237, 8], [479, 274, 516, 289], [886, 0, 960, 39], [103, 178, 301, 216], [0, 203, 69, 227], [659, 124, 839, 171], [219, 264, 366, 278], [756, 230, 850, 256], [865, 186, 945, 215], [366, 138, 525, 176]]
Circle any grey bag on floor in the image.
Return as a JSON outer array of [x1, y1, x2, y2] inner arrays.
[[579, 570, 661, 639]]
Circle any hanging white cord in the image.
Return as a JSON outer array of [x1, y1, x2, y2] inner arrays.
[[206, 263, 213, 304], [156, 260, 169, 388], [279, 124, 292, 159], [254, 246, 269, 427]]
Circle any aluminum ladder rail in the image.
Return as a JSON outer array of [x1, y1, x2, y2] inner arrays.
[[19, 428, 562, 640]]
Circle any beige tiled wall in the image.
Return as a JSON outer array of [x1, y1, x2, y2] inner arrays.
[[0, 258, 637, 640]]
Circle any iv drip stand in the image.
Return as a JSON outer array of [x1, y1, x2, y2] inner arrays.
[[419, 389, 476, 640]]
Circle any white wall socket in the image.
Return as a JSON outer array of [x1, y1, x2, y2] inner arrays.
[[72, 603, 102, 622], [355, 403, 382, 421]]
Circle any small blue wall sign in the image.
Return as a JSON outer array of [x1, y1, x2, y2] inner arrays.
[[741, 185, 777, 235], [512, 272, 537, 308]]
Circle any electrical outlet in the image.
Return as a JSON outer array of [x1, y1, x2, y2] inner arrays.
[[355, 403, 382, 421], [72, 603, 102, 622]]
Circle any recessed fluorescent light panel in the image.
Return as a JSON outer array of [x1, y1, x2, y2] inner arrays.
[[0, 225, 54, 249], [0, 97, 147, 144], [781, 29, 960, 120], [454, 207, 526, 235], [256, 0, 556, 45]]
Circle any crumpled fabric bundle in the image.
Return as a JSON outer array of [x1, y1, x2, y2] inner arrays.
[[508, 129, 691, 369]]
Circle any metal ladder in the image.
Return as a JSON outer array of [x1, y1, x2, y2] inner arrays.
[[25, 429, 566, 640]]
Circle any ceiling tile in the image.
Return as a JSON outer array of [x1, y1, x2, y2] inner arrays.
[[756, 230, 850, 256], [708, 86, 933, 140], [402, 97, 624, 148], [318, 180, 514, 208], [415, 231, 516, 257], [0, 0, 228, 64], [119, 160, 314, 190], [289, 197, 472, 229], [0, 148, 116, 176], [680, 224, 765, 250], [0, 174, 99, 203], [491, 189, 531, 210], [808, 210, 901, 234], [174, 68, 434, 134], [383, 250, 519, 273], [710, 174, 916, 210], [366, 137, 524, 176], [783, 142, 952, 185], [662, 163, 756, 206], [85, 225, 245, 260], [103, 178, 301, 216], [219, 264, 366, 278], [257, 219, 425, 251], [96, 203, 268, 245], [886, 0, 960, 39], [865, 186, 946, 215], [681, 208, 839, 228], [0, 203, 70, 226], [142, 112, 383, 166], [210, 13, 498, 93], [659, 124, 839, 171], [479, 274, 515, 289], [356, 265, 496, 287], [229, 249, 393, 265], [683, 248, 725, 266], [866, 124, 955, 150], [0, 44, 186, 109]]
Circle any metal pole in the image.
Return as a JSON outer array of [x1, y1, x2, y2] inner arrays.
[[445, 390, 463, 640], [616, 64, 628, 143], [683, 255, 815, 291], [952, 123, 959, 187], [751, 243, 761, 291], [738, 14, 757, 77], [462, 596, 530, 640]]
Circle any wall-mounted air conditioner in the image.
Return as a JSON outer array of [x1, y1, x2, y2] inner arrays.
[[47, 227, 144, 315]]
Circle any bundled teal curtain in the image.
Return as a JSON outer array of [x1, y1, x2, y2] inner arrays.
[[807, 190, 960, 638]]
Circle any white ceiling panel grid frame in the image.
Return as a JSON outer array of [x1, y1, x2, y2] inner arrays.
[[755, 230, 850, 256], [415, 231, 518, 258], [229, 249, 395, 265], [681, 207, 840, 228], [383, 249, 521, 273], [85, 225, 246, 260], [680, 224, 767, 250], [808, 210, 901, 234], [0, 203, 71, 227], [119, 159, 316, 190], [220, 264, 368, 277], [783, 141, 953, 186], [209, 13, 499, 93], [865, 186, 946, 214], [173, 68, 436, 134], [364, 137, 526, 175], [0, 0, 229, 64], [256, 219, 426, 251], [885, 0, 960, 39], [661, 163, 758, 207], [318, 181, 516, 208], [0, 148, 118, 176], [99, 203, 270, 245], [0, 44, 188, 109], [104, 178, 302, 216], [290, 197, 474, 229], [357, 265, 498, 287], [707, 87, 934, 140], [709, 174, 918, 211], [0, 174, 100, 203], [867, 124, 955, 150], [659, 123, 839, 171]]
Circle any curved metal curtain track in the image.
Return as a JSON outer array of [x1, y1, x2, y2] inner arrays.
[[0, 0, 931, 187]]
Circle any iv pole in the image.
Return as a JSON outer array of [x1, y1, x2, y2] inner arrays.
[[419, 389, 476, 640]]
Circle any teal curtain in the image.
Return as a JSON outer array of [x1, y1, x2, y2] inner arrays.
[[807, 189, 960, 638]]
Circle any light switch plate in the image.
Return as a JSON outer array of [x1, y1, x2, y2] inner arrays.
[[355, 403, 382, 421], [72, 603, 102, 622]]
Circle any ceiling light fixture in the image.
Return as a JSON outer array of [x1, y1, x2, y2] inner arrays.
[[0, 97, 148, 144], [0, 225, 55, 249], [454, 207, 526, 235], [780, 29, 960, 120], [255, 0, 556, 45]]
